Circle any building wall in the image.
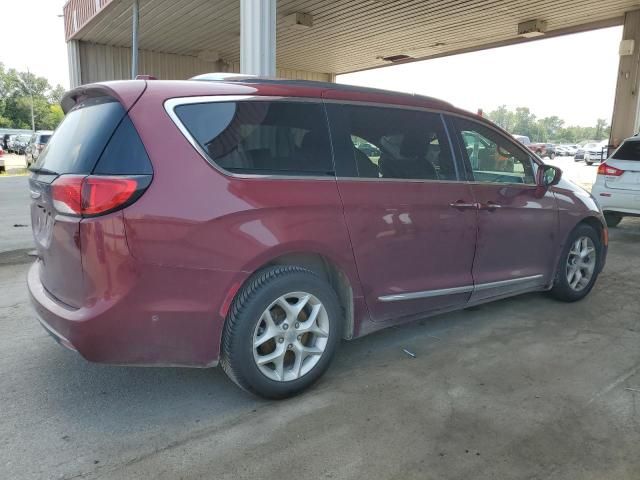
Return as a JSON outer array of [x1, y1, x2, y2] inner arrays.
[[76, 42, 333, 86]]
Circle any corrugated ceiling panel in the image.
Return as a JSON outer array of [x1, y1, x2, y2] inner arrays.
[[70, 0, 639, 75]]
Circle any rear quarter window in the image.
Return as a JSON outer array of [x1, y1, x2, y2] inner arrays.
[[173, 101, 334, 176], [612, 141, 640, 161]]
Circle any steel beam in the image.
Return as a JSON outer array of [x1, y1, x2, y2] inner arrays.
[[610, 10, 640, 148]]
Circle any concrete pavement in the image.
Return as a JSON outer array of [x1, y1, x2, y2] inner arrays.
[[1, 219, 639, 479], [1, 156, 639, 479]]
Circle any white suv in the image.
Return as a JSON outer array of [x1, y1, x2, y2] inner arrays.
[[584, 140, 608, 165], [591, 136, 640, 226]]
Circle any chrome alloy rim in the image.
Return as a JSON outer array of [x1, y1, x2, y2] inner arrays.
[[252, 292, 329, 382], [566, 236, 597, 291]]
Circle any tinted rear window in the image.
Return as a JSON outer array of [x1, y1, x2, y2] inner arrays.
[[33, 97, 126, 174], [612, 140, 640, 161], [38, 135, 51, 143], [174, 101, 333, 176]]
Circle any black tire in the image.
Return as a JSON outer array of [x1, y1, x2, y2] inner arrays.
[[550, 224, 602, 302], [604, 213, 622, 228], [221, 265, 342, 399], [586, 160, 593, 165], [550, 153, 556, 159]]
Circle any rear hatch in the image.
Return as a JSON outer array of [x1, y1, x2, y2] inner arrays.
[[29, 87, 152, 308], [602, 140, 640, 191]]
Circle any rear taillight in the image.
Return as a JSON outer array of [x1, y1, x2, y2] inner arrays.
[[597, 163, 624, 176], [37, 144, 45, 151], [51, 175, 83, 215], [51, 175, 150, 217]]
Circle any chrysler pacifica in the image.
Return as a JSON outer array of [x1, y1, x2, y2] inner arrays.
[[28, 75, 607, 398]]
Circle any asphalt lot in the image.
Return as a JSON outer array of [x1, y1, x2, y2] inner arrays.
[[1, 158, 639, 479], [0, 174, 32, 253]]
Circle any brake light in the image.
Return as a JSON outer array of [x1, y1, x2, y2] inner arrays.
[[51, 175, 83, 215], [597, 163, 624, 176], [51, 175, 145, 217]]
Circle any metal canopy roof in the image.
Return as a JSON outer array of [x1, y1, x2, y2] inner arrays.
[[64, 0, 636, 75]]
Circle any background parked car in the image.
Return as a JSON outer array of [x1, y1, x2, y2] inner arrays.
[[25, 131, 53, 166], [6, 135, 18, 153], [584, 140, 608, 165], [513, 134, 531, 145], [0, 145, 4, 172], [562, 144, 579, 156], [591, 136, 640, 226], [526, 142, 549, 158], [554, 146, 569, 156], [12, 134, 32, 154], [545, 144, 557, 159]]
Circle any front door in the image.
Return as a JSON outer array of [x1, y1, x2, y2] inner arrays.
[[449, 116, 558, 301], [326, 103, 478, 322]]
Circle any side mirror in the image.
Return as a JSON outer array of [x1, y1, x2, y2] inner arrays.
[[538, 164, 562, 187]]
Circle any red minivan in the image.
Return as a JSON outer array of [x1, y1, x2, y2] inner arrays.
[[28, 75, 607, 398]]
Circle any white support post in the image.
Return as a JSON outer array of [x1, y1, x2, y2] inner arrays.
[[67, 40, 82, 88], [240, 0, 276, 76], [131, 0, 140, 79], [610, 10, 640, 148]]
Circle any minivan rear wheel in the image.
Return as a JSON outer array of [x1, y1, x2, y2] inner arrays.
[[550, 224, 601, 302], [221, 265, 342, 399]]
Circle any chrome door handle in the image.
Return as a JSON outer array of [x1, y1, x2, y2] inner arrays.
[[480, 201, 502, 211], [449, 201, 479, 210]]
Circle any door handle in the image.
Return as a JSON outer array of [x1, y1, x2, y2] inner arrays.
[[449, 200, 479, 210], [480, 201, 502, 211]]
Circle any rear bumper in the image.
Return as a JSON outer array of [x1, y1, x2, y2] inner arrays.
[[592, 186, 640, 215], [28, 259, 240, 367]]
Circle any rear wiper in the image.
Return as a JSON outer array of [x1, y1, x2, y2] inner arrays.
[[28, 167, 58, 175]]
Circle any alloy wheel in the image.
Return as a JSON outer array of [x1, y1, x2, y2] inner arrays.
[[566, 236, 597, 291], [252, 292, 330, 382]]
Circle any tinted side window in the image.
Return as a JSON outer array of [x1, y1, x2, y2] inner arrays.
[[612, 140, 640, 161], [453, 117, 535, 185], [339, 105, 458, 181], [174, 101, 333, 176]]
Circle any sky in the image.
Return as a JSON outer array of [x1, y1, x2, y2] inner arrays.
[[339, 26, 623, 127], [0, 2, 622, 127], [0, 0, 68, 89]]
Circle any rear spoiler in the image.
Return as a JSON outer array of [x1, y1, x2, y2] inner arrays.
[[60, 80, 148, 114]]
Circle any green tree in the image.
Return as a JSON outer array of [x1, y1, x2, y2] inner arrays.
[[594, 118, 608, 140], [0, 62, 65, 131], [512, 107, 537, 140], [487, 105, 514, 131], [485, 105, 611, 144]]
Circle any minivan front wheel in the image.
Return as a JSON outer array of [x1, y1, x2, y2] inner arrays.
[[550, 224, 601, 302], [221, 265, 341, 399]]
